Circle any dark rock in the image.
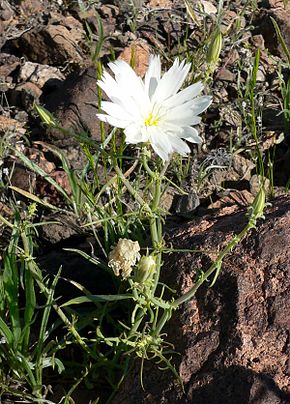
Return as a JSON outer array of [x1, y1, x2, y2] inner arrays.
[[10, 164, 36, 193], [9, 18, 84, 65], [43, 67, 102, 146], [8, 81, 42, 109], [254, 4, 290, 60], [174, 191, 200, 217], [262, 108, 284, 131], [40, 213, 80, 245], [38, 246, 115, 305], [113, 195, 290, 403]]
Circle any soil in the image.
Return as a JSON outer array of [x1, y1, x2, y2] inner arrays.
[[0, 0, 289, 403]]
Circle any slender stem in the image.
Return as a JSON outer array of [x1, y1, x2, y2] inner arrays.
[[141, 152, 163, 295], [154, 308, 171, 336], [114, 165, 152, 214], [21, 231, 36, 354], [129, 308, 146, 336]]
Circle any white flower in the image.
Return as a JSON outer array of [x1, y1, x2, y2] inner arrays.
[[97, 55, 212, 161]]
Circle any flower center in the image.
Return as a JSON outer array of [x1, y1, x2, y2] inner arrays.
[[144, 112, 159, 127]]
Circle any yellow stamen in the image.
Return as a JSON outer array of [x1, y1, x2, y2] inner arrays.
[[144, 112, 159, 127]]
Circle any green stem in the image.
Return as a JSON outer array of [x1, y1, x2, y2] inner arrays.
[[20, 231, 36, 354], [141, 151, 163, 294], [129, 308, 146, 336], [114, 165, 152, 214], [154, 308, 171, 336]]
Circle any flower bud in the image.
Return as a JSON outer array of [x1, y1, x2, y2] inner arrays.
[[34, 103, 58, 128], [207, 30, 223, 71], [251, 187, 265, 219], [135, 255, 156, 283]]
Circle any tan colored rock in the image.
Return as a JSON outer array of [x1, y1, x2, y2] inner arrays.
[[226, 49, 240, 65], [26, 146, 55, 174], [19, 62, 65, 89], [251, 34, 265, 50], [0, 53, 20, 79], [0, 116, 26, 136], [216, 68, 236, 82], [19, 0, 49, 15], [0, 0, 14, 34], [119, 39, 151, 77], [148, 0, 172, 8], [200, 0, 217, 15], [209, 189, 254, 213], [0, 0, 14, 21]]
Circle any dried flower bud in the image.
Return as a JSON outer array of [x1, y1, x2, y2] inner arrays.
[[108, 239, 141, 280], [135, 255, 156, 283]]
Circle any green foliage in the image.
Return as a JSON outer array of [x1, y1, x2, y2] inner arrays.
[[0, 206, 63, 402]]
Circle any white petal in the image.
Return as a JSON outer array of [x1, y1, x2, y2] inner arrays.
[[181, 127, 202, 144], [167, 134, 191, 156], [124, 124, 142, 144], [163, 82, 204, 108], [159, 122, 183, 135], [152, 59, 191, 103], [110, 96, 143, 119], [144, 55, 161, 99], [166, 99, 198, 117], [151, 142, 170, 161], [165, 113, 202, 126], [108, 60, 146, 100], [97, 71, 121, 99], [101, 101, 132, 120], [140, 126, 150, 142], [150, 127, 172, 158], [191, 96, 212, 115], [96, 113, 128, 128]]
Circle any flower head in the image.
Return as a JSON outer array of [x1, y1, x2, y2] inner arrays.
[[97, 55, 212, 161], [108, 238, 141, 279]]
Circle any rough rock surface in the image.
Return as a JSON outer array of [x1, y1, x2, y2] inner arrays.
[[113, 195, 290, 404], [8, 15, 84, 65], [43, 67, 101, 146], [255, 1, 290, 59]]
